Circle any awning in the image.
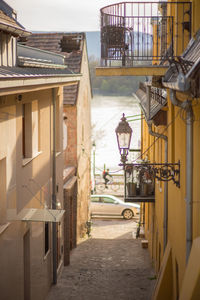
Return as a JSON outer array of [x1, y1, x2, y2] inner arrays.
[[64, 176, 77, 190], [135, 82, 167, 125], [162, 30, 200, 96], [7, 208, 65, 222]]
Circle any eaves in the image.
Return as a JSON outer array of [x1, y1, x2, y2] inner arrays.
[[0, 21, 30, 37], [0, 74, 82, 96]]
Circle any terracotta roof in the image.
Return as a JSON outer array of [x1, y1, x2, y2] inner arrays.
[[63, 83, 79, 105], [19, 33, 85, 104], [19, 33, 84, 73]]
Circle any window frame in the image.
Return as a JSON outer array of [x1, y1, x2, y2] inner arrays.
[[22, 101, 40, 164]]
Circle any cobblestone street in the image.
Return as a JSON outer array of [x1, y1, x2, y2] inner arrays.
[[46, 218, 155, 300]]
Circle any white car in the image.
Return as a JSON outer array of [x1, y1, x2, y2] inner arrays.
[[90, 194, 140, 220]]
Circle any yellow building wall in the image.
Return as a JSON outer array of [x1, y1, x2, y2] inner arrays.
[[143, 1, 200, 299], [193, 103, 200, 240]]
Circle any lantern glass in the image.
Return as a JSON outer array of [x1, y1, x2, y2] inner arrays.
[[117, 132, 131, 151], [115, 113, 132, 155]]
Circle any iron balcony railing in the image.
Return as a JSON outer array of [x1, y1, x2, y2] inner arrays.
[[100, 2, 192, 66], [139, 82, 167, 106]]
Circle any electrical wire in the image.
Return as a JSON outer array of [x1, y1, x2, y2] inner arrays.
[[80, 107, 181, 170], [131, 106, 182, 163], [126, 113, 143, 118], [95, 165, 123, 174], [77, 109, 124, 148], [70, 98, 199, 172], [128, 117, 144, 122]]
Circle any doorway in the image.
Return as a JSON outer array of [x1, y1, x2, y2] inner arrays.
[[23, 230, 30, 300]]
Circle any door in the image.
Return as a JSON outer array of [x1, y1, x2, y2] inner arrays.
[[100, 197, 121, 216], [23, 230, 30, 300]]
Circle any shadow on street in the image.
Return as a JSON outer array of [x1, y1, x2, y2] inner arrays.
[[46, 218, 155, 300]]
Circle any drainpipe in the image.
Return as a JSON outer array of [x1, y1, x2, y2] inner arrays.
[[52, 88, 57, 284], [146, 86, 168, 251], [170, 90, 193, 264]]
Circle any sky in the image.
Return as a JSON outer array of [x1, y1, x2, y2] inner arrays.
[[5, 0, 124, 32], [6, 0, 158, 32]]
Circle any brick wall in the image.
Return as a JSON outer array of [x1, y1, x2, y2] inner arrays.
[[63, 106, 77, 167]]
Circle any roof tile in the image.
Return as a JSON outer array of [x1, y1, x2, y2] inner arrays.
[[19, 33, 85, 103]]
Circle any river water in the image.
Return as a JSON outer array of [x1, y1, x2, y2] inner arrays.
[[91, 95, 141, 175]]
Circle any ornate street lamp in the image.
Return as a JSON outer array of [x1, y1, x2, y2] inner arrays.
[[115, 113, 132, 166]]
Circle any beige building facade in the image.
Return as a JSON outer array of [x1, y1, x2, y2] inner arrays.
[[22, 32, 92, 249], [0, 1, 81, 299], [0, 88, 64, 300]]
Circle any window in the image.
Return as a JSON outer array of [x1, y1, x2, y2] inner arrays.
[[0, 33, 15, 67], [22, 101, 39, 159], [91, 197, 100, 203], [44, 222, 49, 255], [102, 197, 115, 204]]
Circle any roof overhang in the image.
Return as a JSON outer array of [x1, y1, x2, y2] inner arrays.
[[135, 84, 167, 126], [0, 74, 81, 96], [0, 22, 30, 37], [162, 58, 200, 93], [96, 66, 168, 77], [162, 31, 200, 95], [7, 208, 65, 222]]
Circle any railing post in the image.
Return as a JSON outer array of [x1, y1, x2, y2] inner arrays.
[[100, 2, 191, 66]]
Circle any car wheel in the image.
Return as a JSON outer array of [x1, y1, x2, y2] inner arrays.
[[122, 209, 133, 220]]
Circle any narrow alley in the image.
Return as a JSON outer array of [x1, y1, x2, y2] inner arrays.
[[46, 218, 155, 300]]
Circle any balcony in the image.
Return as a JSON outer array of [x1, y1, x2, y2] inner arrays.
[[96, 1, 192, 77], [136, 82, 167, 126]]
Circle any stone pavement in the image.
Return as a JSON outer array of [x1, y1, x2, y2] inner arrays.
[[46, 218, 155, 300]]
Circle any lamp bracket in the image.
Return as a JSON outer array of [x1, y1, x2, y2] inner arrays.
[[124, 160, 180, 188]]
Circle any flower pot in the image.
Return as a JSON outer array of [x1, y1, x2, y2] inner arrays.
[[140, 183, 148, 196]]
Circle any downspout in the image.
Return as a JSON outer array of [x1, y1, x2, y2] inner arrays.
[[52, 88, 57, 284], [170, 90, 193, 264], [146, 86, 168, 251]]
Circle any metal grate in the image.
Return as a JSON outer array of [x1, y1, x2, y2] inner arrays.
[[100, 2, 192, 66]]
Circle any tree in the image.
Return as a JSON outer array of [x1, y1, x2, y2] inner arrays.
[[89, 56, 145, 96]]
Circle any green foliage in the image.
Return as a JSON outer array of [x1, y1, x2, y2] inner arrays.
[[89, 56, 145, 96]]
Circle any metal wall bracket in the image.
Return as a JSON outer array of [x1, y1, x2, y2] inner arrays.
[[152, 160, 180, 188], [125, 160, 180, 188]]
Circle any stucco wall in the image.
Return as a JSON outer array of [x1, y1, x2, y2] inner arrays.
[[144, 1, 200, 298], [63, 40, 92, 242], [0, 88, 64, 300]]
